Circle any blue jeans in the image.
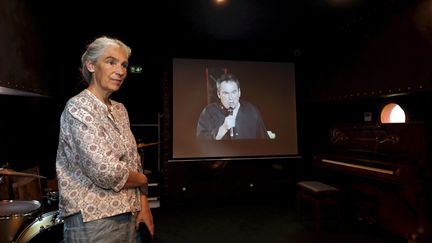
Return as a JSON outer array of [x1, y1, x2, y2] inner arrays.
[[63, 212, 141, 243]]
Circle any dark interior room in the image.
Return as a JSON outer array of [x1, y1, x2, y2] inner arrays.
[[1, 0, 431, 242]]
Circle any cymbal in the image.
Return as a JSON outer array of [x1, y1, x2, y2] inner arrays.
[[137, 142, 160, 149], [0, 168, 46, 179]]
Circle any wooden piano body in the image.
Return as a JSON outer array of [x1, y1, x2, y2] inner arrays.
[[315, 122, 431, 242]]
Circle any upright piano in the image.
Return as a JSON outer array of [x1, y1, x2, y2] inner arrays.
[[315, 123, 431, 242]]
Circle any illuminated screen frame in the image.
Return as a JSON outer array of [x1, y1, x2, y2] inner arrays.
[[171, 58, 298, 161]]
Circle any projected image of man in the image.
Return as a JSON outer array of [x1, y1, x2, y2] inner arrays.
[[196, 73, 270, 140]]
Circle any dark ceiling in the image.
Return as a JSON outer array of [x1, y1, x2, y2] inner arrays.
[[3, 0, 422, 100], [28, 0, 411, 60]]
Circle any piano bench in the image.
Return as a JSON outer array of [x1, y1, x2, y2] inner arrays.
[[297, 181, 341, 232]]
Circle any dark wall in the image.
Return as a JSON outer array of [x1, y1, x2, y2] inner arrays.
[[301, 0, 432, 102], [0, 0, 49, 96], [0, 95, 61, 178]]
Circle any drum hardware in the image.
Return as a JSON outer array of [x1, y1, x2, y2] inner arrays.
[[42, 189, 60, 213], [45, 190, 59, 205]]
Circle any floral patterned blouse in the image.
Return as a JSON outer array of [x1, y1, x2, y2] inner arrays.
[[56, 89, 141, 222]]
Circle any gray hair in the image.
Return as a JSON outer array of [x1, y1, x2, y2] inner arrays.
[[81, 36, 132, 84]]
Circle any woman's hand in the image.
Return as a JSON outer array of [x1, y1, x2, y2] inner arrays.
[[135, 195, 154, 238]]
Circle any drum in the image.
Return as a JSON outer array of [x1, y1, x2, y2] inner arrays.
[[46, 190, 59, 204], [43, 189, 60, 212], [15, 210, 64, 243], [0, 200, 42, 243]]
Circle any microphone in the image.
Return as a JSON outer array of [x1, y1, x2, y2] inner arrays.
[[228, 107, 234, 138]]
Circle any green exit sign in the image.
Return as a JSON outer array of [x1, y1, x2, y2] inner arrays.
[[130, 65, 143, 73]]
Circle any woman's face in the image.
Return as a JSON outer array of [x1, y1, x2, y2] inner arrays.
[[87, 45, 129, 95], [217, 81, 241, 109]]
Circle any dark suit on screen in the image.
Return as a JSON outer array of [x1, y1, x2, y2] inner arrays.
[[196, 101, 269, 140]]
